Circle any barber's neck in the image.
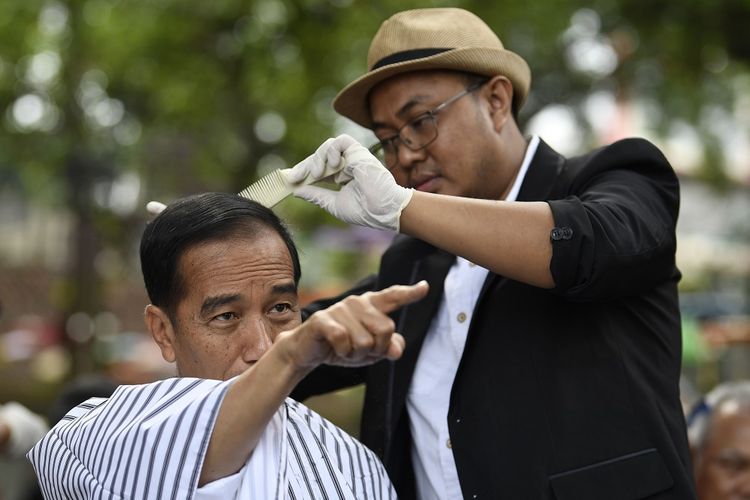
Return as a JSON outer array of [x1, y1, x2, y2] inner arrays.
[[497, 123, 529, 200]]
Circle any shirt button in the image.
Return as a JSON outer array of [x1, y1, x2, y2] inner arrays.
[[446, 438, 452, 449], [457, 312, 467, 323]]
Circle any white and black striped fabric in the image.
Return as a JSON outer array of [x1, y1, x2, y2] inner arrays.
[[28, 377, 396, 500]]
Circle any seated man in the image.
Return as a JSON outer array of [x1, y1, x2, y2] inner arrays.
[[688, 380, 750, 500], [28, 192, 428, 499]]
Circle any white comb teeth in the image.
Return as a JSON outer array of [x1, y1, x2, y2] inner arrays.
[[238, 144, 361, 208], [238, 169, 294, 208]]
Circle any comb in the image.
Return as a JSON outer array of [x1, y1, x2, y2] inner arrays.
[[238, 144, 367, 208], [238, 169, 298, 208]]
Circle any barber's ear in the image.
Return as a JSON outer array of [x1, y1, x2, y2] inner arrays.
[[486, 76, 514, 131], [145, 304, 177, 363]]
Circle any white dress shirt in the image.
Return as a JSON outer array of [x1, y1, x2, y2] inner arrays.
[[406, 136, 540, 499]]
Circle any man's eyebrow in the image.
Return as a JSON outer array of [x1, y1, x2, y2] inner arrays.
[[371, 96, 430, 132], [200, 294, 241, 317], [199, 283, 297, 317], [271, 282, 298, 296]]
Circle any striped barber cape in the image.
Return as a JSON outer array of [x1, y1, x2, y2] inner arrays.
[[28, 377, 396, 500]]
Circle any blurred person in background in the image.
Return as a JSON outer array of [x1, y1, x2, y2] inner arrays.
[[0, 402, 47, 459], [45, 374, 119, 426], [288, 7, 694, 500], [19, 375, 119, 500], [688, 381, 750, 500], [0, 301, 49, 460], [28, 192, 427, 499]]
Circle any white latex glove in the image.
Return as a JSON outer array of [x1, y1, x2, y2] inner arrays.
[[286, 134, 359, 185], [293, 141, 414, 232]]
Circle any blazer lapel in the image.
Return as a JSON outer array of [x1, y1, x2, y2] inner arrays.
[[390, 249, 455, 416], [516, 139, 565, 203]]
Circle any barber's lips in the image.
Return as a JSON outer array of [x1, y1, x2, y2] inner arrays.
[[413, 175, 440, 192]]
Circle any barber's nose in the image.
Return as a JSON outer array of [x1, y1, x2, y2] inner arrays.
[[396, 144, 427, 170]]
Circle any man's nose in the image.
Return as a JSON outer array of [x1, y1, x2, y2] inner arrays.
[[242, 319, 272, 361]]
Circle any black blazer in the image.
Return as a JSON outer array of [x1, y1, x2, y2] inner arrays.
[[294, 139, 696, 499]]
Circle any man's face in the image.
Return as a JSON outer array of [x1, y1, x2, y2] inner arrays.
[[368, 70, 514, 200], [149, 229, 300, 380], [696, 406, 750, 500]]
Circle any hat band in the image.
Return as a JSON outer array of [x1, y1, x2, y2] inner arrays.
[[371, 48, 451, 70]]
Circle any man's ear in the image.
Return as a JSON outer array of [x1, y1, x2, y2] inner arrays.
[[485, 75, 514, 132], [145, 304, 177, 363]]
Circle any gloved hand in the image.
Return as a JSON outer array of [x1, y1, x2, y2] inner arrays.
[[286, 134, 358, 185], [145, 134, 353, 217], [293, 138, 414, 232]]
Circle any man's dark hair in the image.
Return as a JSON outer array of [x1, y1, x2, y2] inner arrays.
[[140, 192, 301, 320]]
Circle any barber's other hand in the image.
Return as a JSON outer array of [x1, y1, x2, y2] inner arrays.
[[278, 281, 429, 369], [293, 137, 414, 232], [146, 201, 167, 215]]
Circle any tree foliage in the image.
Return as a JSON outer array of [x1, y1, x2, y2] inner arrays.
[[0, 0, 748, 318]]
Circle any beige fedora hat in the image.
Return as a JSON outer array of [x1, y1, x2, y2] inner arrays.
[[333, 8, 531, 128]]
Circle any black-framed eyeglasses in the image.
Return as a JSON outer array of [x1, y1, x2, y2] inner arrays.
[[369, 79, 487, 169]]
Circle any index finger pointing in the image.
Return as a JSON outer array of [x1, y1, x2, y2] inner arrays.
[[368, 281, 429, 314]]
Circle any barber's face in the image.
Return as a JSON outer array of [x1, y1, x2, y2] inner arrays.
[[696, 408, 750, 500], [368, 70, 514, 200], [147, 230, 300, 380]]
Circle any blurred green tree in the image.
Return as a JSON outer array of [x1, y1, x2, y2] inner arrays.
[[0, 0, 748, 373]]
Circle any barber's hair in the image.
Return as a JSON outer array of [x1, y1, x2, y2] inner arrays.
[[140, 192, 301, 319], [687, 380, 750, 459]]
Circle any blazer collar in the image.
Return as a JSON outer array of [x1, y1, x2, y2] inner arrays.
[[516, 139, 565, 202]]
